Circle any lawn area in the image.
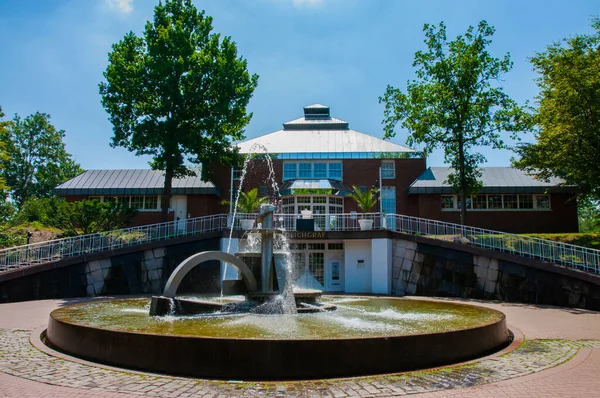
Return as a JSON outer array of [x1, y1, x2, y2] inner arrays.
[[524, 233, 600, 251], [0, 222, 63, 250]]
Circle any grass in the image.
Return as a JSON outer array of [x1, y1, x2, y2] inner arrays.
[[523, 233, 600, 251]]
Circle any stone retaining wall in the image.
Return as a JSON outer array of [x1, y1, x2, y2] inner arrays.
[[392, 239, 600, 310], [0, 238, 220, 303]]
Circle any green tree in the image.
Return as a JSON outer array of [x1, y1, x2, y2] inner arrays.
[[0, 107, 10, 193], [578, 196, 600, 233], [380, 21, 531, 224], [514, 18, 600, 200], [99, 0, 258, 222], [18, 197, 136, 235], [1, 112, 83, 207]]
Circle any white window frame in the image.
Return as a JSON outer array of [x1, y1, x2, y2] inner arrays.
[[381, 160, 395, 179], [440, 194, 552, 211], [282, 161, 343, 181], [85, 195, 161, 212]]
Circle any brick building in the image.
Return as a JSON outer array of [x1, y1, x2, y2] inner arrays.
[[55, 104, 578, 233]]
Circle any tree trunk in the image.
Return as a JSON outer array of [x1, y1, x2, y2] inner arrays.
[[161, 166, 173, 223], [458, 139, 467, 226]]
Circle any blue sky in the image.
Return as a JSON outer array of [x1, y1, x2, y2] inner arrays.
[[0, 0, 598, 170]]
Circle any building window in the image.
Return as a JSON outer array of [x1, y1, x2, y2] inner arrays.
[[329, 163, 342, 180], [519, 194, 534, 209], [283, 163, 297, 180], [457, 195, 472, 209], [129, 196, 145, 209], [440, 193, 551, 211], [381, 161, 395, 179], [299, 163, 312, 178], [283, 161, 343, 180], [314, 163, 327, 178], [535, 195, 550, 209], [328, 243, 344, 250], [441, 195, 454, 209], [143, 196, 158, 210], [504, 194, 518, 209], [472, 195, 487, 209], [488, 194, 502, 209]]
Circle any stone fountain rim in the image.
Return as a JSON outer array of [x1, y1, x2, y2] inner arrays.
[[47, 296, 507, 342]]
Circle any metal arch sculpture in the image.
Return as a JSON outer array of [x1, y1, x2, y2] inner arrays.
[[163, 251, 258, 297]]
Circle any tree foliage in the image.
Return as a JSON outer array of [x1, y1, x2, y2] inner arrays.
[[0, 107, 10, 193], [99, 0, 258, 222], [18, 197, 136, 236], [578, 196, 600, 233], [380, 21, 531, 224], [0, 112, 83, 207], [514, 18, 600, 200]]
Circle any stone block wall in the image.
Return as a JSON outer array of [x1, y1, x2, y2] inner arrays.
[[0, 237, 221, 303], [392, 238, 600, 311]]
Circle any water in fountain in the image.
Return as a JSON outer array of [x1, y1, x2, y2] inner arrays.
[[222, 144, 283, 298]]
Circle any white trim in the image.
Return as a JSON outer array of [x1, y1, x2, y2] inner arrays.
[[85, 195, 162, 212], [282, 160, 343, 181], [381, 160, 395, 179], [440, 194, 552, 211]]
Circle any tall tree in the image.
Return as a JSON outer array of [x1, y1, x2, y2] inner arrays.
[[0, 107, 9, 193], [380, 21, 531, 224], [99, 0, 258, 222], [1, 112, 83, 207], [514, 18, 600, 200]]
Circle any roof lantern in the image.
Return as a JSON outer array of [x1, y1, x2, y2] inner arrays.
[[303, 104, 330, 119]]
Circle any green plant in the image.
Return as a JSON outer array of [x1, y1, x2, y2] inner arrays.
[[235, 188, 267, 213], [66, 200, 137, 235], [348, 186, 379, 213]]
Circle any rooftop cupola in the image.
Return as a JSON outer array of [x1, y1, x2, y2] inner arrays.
[[303, 104, 330, 120], [282, 104, 349, 130]]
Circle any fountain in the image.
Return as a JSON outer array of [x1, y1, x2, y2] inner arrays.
[[44, 151, 510, 380], [147, 204, 334, 316]]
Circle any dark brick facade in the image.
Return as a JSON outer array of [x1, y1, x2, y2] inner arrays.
[[64, 157, 579, 234], [409, 193, 578, 233]]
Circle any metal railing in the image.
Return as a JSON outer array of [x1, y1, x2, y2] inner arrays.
[[0, 214, 228, 272], [384, 214, 600, 274], [1, 212, 599, 275]]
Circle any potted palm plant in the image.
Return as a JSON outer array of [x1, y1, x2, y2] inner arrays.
[[348, 185, 379, 230], [236, 188, 267, 230]]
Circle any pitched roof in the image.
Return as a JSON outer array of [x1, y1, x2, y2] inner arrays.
[[408, 167, 573, 194], [54, 169, 217, 196], [236, 104, 416, 157]]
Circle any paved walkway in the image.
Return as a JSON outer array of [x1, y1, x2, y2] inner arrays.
[[1, 297, 599, 397]]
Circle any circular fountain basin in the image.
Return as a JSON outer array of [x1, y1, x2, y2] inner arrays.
[[46, 296, 509, 380]]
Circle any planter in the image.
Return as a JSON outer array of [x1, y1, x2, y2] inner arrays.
[[240, 219, 255, 230], [358, 219, 373, 231], [301, 210, 313, 220]]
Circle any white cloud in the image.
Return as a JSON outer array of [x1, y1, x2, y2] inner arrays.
[[292, 0, 325, 7], [104, 0, 134, 14]]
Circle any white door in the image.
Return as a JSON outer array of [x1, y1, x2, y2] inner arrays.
[[326, 253, 344, 291], [171, 195, 187, 232]]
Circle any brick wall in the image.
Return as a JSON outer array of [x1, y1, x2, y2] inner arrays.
[[411, 193, 578, 233], [342, 158, 426, 214]]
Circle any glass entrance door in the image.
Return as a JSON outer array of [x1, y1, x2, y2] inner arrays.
[[381, 186, 396, 229], [289, 243, 325, 290]]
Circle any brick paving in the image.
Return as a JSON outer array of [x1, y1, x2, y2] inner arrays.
[[0, 298, 600, 397]]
